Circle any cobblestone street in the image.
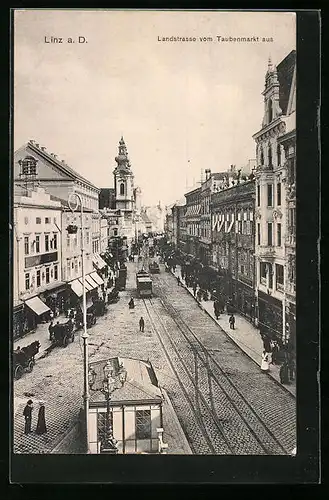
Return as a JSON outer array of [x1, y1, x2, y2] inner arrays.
[[13, 262, 296, 455]]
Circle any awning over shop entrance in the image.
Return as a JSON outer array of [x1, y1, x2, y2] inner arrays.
[[25, 296, 50, 316], [77, 277, 94, 292], [92, 254, 107, 270], [70, 279, 83, 297], [90, 271, 104, 286]]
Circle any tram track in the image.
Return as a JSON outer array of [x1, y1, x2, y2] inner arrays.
[[149, 276, 295, 455], [142, 298, 232, 455]]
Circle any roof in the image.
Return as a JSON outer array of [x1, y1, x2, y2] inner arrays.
[[49, 194, 94, 212], [277, 50, 296, 115], [89, 357, 162, 405], [21, 141, 100, 191]]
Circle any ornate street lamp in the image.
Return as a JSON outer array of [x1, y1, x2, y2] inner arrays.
[[67, 192, 89, 453], [89, 360, 127, 454]]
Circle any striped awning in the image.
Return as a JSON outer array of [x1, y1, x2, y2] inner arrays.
[[90, 271, 104, 286], [24, 296, 50, 316]]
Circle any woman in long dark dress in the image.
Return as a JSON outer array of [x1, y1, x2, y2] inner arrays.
[[35, 401, 47, 435]]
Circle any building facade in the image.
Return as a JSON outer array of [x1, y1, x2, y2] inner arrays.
[[184, 187, 201, 259], [13, 187, 63, 338], [212, 180, 256, 320], [14, 141, 100, 210], [252, 50, 296, 344]]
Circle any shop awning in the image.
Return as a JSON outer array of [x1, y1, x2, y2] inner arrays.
[[70, 279, 83, 297], [84, 275, 99, 290], [78, 277, 94, 292], [25, 296, 50, 316], [90, 271, 104, 286], [92, 253, 107, 270]]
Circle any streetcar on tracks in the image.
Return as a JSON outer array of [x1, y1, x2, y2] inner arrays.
[[136, 269, 153, 298]]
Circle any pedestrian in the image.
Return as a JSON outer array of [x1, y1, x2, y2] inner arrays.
[[128, 297, 135, 309], [176, 275, 181, 286], [48, 321, 54, 341], [192, 283, 197, 297], [35, 401, 47, 435], [279, 362, 289, 385], [229, 314, 235, 330], [214, 300, 220, 320], [139, 316, 145, 332], [23, 399, 33, 435], [261, 351, 269, 372]]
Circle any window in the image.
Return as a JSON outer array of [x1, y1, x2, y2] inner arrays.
[[45, 267, 50, 284], [53, 233, 57, 250], [114, 228, 118, 236], [268, 144, 272, 168], [54, 265, 58, 280], [120, 183, 125, 196], [243, 221, 247, 234], [36, 269, 41, 287], [36, 217, 41, 224], [268, 99, 273, 123], [268, 263, 273, 288], [35, 235, 40, 253], [74, 259, 78, 273], [257, 223, 261, 246], [67, 261, 70, 279], [276, 264, 284, 289], [260, 147, 264, 166], [260, 262, 267, 279], [240, 265, 245, 275], [277, 223, 282, 246], [24, 236, 29, 255], [45, 217, 50, 224], [24, 217, 28, 225], [72, 262, 74, 269], [74, 235, 77, 248], [277, 144, 281, 166], [277, 182, 282, 206], [45, 234, 50, 252], [67, 234, 70, 249], [257, 185, 261, 206], [97, 411, 113, 445], [267, 184, 273, 207], [238, 221, 242, 234], [86, 231, 90, 245], [267, 223, 273, 246], [25, 273, 30, 290], [135, 410, 151, 440]]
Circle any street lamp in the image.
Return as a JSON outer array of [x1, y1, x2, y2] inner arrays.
[[89, 360, 127, 454], [67, 192, 89, 453]]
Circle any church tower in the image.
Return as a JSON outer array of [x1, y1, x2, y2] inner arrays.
[[113, 136, 134, 211], [113, 137, 135, 253]]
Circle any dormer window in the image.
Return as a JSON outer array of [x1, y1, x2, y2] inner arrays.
[[120, 183, 125, 196], [19, 156, 38, 176]]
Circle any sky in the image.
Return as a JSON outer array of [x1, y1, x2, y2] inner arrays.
[[14, 10, 296, 206]]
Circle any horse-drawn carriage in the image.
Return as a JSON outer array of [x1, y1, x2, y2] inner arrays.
[[51, 319, 75, 347], [13, 341, 40, 379], [149, 261, 160, 274], [107, 288, 119, 304], [91, 297, 107, 317]]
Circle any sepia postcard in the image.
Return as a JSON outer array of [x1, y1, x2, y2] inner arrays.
[[10, 8, 320, 484]]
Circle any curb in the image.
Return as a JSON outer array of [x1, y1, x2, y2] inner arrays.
[[170, 270, 296, 399]]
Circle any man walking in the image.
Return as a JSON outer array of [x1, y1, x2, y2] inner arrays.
[[23, 399, 33, 435], [48, 321, 54, 341], [229, 314, 235, 330], [139, 316, 145, 333]]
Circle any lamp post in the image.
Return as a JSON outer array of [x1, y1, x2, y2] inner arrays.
[[67, 192, 89, 453], [89, 360, 127, 454]]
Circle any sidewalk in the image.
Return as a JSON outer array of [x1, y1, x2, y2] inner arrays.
[[171, 265, 296, 397]]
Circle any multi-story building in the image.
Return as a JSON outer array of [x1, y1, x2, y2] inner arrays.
[[212, 180, 256, 320], [184, 187, 201, 259], [12, 186, 63, 338], [14, 141, 100, 210], [199, 170, 230, 266], [252, 50, 296, 344], [171, 204, 186, 252], [100, 217, 109, 255], [277, 61, 296, 351], [164, 208, 174, 245]]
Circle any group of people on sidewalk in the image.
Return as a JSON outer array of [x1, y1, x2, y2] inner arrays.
[[23, 399, 47, 436]]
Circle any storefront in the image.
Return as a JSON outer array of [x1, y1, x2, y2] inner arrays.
[[258, 290, 283, 342], [69, 271, 104, 308], [235, 279, 256, 322], [22, 295, 51, 332], [12, 304, 25, 340]]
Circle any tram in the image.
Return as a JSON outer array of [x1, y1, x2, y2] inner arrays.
[[136, 269, 153, 298]]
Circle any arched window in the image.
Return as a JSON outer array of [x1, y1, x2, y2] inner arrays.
[[277, 144, 281, 166], [268, 99, 273, 123], [120, 182, 125, 196], [268, 143, 273, 168]]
